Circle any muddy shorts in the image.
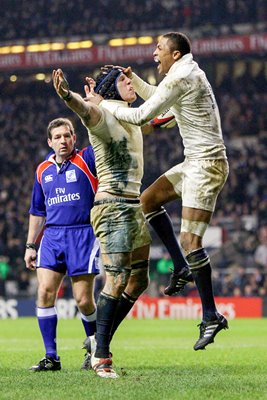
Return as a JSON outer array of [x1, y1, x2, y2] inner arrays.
[[91, 198, 151, 254]]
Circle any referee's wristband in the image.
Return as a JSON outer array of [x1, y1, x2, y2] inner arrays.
[[62, 90, 73, 102], [25, 243, 37, 250]]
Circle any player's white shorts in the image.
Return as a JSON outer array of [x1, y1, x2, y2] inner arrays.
[[165, 158, 229, 212]]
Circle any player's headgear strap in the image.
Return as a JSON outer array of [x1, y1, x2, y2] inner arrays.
[[95, 68, 123, 101]]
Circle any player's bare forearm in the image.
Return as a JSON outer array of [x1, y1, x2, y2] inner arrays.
[[52, 69, 101, 127], [64, 91, 101, 127], [63, 90, 90, 119]]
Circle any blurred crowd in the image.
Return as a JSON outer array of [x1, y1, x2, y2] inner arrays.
[[1, 57, 267, 299], [1, 0, 267, 42], [1, 0, 267, 298]]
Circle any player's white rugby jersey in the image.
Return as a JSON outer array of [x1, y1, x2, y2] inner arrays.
[[113, 53, 226, 160], [86, 99, 144, 197]]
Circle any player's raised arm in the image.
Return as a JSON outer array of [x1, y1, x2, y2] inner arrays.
[[52, 69, 101, 128]]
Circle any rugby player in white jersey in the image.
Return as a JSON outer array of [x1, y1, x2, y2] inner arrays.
[[52, 67, 151, 378], [105, 32, 229, 351]]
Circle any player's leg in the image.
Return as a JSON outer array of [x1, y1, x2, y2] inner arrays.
[[91, 251, 131, 378], [181, 207, 217, 318], [90, 200, 147, 378], [109, 244, 150, 342], [30, 267, 64, 372], [95, 252, 131, 356], [141, 172, 192, 295], [180, 158, 229, 350], [180, 208, 228, 350]]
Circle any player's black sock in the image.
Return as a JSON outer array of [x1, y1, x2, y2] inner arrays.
[[109, 292, 137, 343], [186, 248, 217, 321], [95, 293, 119, 358], [146, 207, 188, 273]]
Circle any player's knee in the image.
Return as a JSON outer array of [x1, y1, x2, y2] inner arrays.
[[141, 189, 160, 214], [140, 191, 150, 213], [104, 264, 131, 295], [130, 275, 149, 297], [128, 261, 150, 297], [138, 271, 150, 292]]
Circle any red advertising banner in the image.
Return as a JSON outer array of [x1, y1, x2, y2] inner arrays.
[[127, 296, 263, 320], [0, 33, 267, 72], [192, 33, 267, 55], [0, 297, 263, 319], [0, 44, 156, 71]]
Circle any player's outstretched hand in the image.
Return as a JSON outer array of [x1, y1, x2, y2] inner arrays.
[[52, 69, 70, 99], [102, 65, 133, 79], [84, 77, 103, 105]]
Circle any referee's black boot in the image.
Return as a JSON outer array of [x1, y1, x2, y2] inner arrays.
[[29, 356, 61, 372]]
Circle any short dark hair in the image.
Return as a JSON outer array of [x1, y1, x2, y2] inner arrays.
[[47, 118, 74, 139], [163, 32, 191, 55]]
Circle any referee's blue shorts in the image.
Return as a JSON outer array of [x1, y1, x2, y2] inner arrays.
[[37, 225, 100, 276]]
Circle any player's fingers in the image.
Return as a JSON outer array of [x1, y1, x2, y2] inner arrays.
[[83, 85, 94, 101], [84, 84, 90, 97], [102, 64, 124, 71], [122, 66, 133, 78], [83, 84, 96, 101], [103, 65, 132, 78], [85, 77, 96, 86], [52, 70, 57, 84], [52, 71, 58, 83], [85, 77, 96, 95], [102, 64, 114, 69]]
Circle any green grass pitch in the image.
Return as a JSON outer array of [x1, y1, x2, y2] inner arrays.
[[0, 318, 267, 400]]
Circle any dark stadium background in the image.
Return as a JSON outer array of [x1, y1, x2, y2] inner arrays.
[[0, 0, 267, 315]]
